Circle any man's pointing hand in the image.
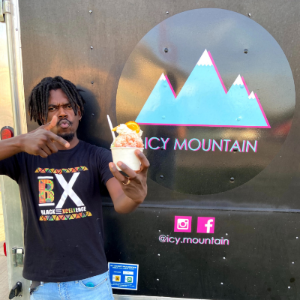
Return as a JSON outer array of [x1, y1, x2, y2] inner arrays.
[[42, 115, 59, 132], [20, 116, 70, 158]]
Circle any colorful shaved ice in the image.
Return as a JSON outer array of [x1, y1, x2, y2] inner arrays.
[[112, 122, 144, 148], [110, 121, 144, 171], [114, 132, 144, 148]]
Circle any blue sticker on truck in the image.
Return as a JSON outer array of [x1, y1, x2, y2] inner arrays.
[[108, 262, 139, 290]]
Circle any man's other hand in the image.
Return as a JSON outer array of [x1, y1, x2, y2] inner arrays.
[[108, 150, 150, 207], [20, 116, 70, 158]]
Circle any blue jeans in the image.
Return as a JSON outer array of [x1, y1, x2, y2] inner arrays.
[[30, 271, 114, 300]]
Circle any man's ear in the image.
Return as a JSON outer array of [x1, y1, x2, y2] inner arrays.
[[77, 108, 82, 120]]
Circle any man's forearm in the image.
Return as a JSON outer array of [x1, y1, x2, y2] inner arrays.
[[113, 194, 142, 214], [106, 158, 149, 214], [0, 135, 24, 161]]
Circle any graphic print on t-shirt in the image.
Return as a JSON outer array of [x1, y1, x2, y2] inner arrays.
[[35, 167, 92, 221]]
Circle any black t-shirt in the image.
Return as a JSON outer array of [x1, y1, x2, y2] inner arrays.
[[0, 140, 114, 282]]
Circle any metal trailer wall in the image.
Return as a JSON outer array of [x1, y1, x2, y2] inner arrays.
[[0, 1, 30, 298], [11, 0, 300, 299]]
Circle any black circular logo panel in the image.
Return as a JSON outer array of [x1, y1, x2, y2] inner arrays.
[[116, 8, 295, 195]]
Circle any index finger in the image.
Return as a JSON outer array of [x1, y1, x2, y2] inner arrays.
[[134, 150, 150, 173], [43, 115, 58, 131], [47, 131, 70, 148]]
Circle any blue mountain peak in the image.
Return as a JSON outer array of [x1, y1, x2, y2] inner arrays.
[[135, 50, 270, 128]]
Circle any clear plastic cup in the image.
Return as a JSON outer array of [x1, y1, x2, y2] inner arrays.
[[111, 147, 144, 171]]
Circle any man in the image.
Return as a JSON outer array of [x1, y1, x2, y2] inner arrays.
[[0, 76, 149, 299]]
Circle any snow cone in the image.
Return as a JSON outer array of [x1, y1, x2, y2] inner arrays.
[[111, 121, 144, 171]]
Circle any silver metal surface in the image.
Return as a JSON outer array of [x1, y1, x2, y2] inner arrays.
[[0, 24, 12, 127], [0, 0, 3, 22], [12, 247, 24, 267], [0, 171, 28, 297], [0, 0, 10, 22], [0, 0, 29, 298], [5, 0, 27, 136], [11, 248, 17, 266], [3, 0, 11, 14]]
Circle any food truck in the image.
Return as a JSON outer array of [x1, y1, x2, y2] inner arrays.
[[0, 0, 299, 299]]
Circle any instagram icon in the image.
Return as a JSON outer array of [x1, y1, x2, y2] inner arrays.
[[197, 217, 215, 233], [174, 216, 192, 232]]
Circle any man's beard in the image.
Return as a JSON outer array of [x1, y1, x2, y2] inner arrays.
[[56, 119, 74, 142], [58, 133, 75, 142]]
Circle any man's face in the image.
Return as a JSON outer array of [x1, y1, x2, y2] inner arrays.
[[46, 89, 81, 140]]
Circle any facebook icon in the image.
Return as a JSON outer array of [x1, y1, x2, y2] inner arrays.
[[197, 217, 215, 233]]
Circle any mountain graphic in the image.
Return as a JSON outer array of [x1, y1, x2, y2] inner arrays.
[[135, 50, 270, 128]]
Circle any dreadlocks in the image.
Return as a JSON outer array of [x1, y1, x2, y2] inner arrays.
[[28, 76, 85, 125]]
